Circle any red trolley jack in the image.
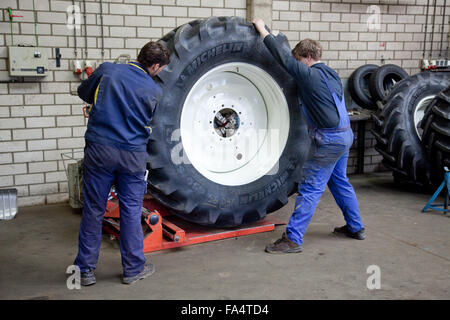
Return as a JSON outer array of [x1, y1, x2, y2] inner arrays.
[[102, 198, 286, 253]]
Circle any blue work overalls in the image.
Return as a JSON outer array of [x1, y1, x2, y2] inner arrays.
[[74, 142, 147, 278], [286, 70, 365, 245], [74, 62, 161, 278]]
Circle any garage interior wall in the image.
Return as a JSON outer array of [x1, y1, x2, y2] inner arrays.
[[0, 0, 448, 206]]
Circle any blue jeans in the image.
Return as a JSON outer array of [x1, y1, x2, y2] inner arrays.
[[286, 129, 364, 245], [74, 141, 148, 278]]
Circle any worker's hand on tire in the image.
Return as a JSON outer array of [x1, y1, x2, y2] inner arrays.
[[252, 18, 270, 39]]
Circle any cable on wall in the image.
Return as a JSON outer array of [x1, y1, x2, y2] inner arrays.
[[82, 0, 88, 59], [430, 0, 438, 59], [439, 0, 448, 58], [99, 0, 105, 61], [32, 0, 38, 47], [72, 0, 78, 59], [423, 0, 431, 59]]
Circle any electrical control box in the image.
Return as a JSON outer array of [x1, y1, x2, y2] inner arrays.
[[421, 59, 450, 70], [8, 46, 49, 77]]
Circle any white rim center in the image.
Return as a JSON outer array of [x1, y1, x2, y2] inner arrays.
[[179, 62, 290, 186], [414, 95, 435, 140]]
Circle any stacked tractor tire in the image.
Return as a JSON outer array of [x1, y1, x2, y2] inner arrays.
[[349, 64, 450, 190]]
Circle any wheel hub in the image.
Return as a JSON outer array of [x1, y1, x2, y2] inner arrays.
[[213, 108, 240, 138]]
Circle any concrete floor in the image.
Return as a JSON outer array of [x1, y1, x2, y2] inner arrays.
[[0, 172, 449, 300]]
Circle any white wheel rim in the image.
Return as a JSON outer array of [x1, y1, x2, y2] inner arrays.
[[179, 62, 290, 186], [414, 95, 435, 140]]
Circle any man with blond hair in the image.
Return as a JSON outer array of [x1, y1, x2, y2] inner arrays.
[[253, 19, 365, 254]]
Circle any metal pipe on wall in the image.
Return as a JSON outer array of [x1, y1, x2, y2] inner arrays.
[[99, 0, 105, 61], [32, 0, 38, 47], [430, 0, 438, 59], [447, 8, 450, 59], [82, 0, 88, 59], [439, 0, 447, 58], [72, 0, 78, 59], [423, 0, 431, 59]]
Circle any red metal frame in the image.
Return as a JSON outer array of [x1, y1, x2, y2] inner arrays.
[[102, 199, 286, 253]]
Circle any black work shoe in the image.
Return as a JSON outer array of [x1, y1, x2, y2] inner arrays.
[[81, 269, 96, 286], [122, 263, 155, 285], [333, 225, 366, 240], [265, 232, 302, 254]]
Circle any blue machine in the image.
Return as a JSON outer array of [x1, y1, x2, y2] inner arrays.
[[422, 167, 450, 214]]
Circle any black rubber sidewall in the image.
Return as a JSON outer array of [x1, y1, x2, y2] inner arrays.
[[373, 71, 450, 188], [149, 26, 309, 226], [348, 64, 378, 109]]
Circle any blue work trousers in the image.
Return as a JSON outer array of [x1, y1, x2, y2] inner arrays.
[[74, 141, 147, 278], [286, 129, 364, 245]]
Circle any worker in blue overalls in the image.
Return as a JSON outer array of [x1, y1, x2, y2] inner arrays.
[[74, 42, 170, 284], [253, 19, 365, 254]]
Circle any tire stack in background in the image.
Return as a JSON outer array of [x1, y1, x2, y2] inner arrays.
[[420, 87, 450, 186], [348, 64, 450, 190], [348, 64, 409, 111]]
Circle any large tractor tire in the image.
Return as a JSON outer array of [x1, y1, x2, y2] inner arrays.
[[348, 64, 379, 110], [421, 86, 450, 182], [147, 17, 310, 227], [371, 71, 450, 188]]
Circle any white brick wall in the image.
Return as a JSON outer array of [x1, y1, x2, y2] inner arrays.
[[0, 0, 250, 207], [0, 0, 448, 206], [273, 0, 449, 76]]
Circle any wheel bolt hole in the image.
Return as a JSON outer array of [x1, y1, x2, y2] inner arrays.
[[236, 153, 243, 160]]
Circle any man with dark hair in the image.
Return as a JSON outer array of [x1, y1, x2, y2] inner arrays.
[[74, 41, 170, 285], [253, 19, 365, 254], [138, 41, 170, 69]]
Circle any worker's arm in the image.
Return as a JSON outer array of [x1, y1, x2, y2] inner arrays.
[[149, 87, 162, 119], [253, 19, 312, 82], [77, 63, 106, 104]]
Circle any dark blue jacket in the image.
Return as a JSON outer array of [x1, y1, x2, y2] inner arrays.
[[264, 35, 341, 128], [78, 61, 162, 152]]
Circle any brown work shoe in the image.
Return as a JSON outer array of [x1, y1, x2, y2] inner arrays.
[[265, 232, 302, 254]]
